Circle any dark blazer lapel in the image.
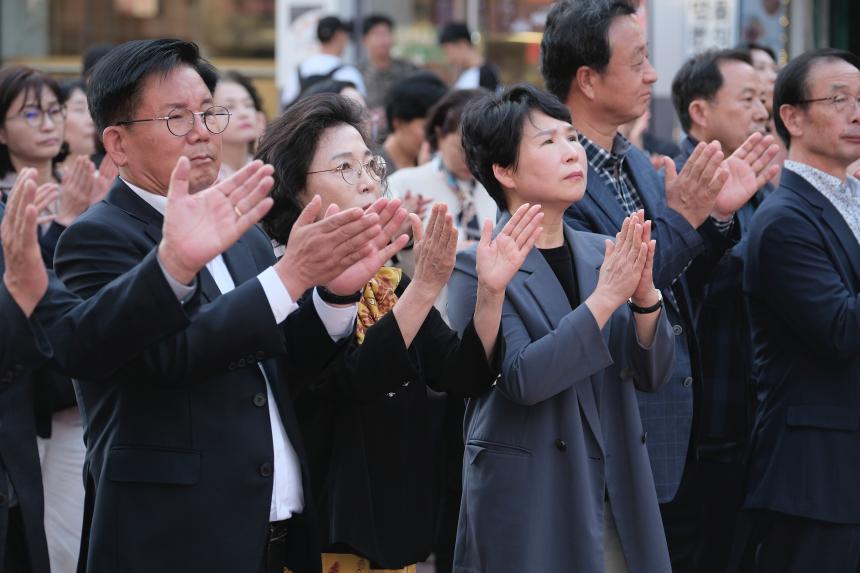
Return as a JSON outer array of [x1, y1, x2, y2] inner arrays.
[[565, 225, 607, 452], [626, 148, 666, 217], [585, 163, 626, 230], [221, 237, 260, 288], [782, 169, 860, 283]]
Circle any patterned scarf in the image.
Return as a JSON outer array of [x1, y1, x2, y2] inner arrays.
[[355, 267, 403, 345]]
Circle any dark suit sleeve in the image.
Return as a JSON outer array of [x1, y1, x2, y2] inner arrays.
[[54, 218, 289, 384], [302, 274, 501, 401], [745, 208, 860, 360], [0, 284, 53, 387], [38, 222, 66, 269], [625, 307, 674, 393]]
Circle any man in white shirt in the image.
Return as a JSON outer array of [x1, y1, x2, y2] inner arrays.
[[438, 22, 501, 93], [53, 38, 403, 573], [281, 16, 367, 108]]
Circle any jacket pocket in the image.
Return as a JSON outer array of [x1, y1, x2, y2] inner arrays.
[[465, 439, 531, 465], [786, 405, 860, 432], [107, 446, 201, 485]]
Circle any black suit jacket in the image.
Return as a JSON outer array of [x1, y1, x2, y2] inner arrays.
[[0, 202, 193, 572], [743, 168, 860, 524], [54, 180, 342, 573]]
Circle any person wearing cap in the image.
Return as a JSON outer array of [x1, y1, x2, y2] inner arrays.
[[281, 15, 367, 108]]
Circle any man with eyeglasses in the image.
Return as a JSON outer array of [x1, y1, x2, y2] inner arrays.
[[730, 48, 860, 571], [52, 39, 407, 573]]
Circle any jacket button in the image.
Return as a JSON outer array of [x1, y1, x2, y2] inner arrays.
[[555, 439, 567, 452], [228, 362, 237, 371], [237, 358, 247, 368], [672, 324, 684, 336], [252, 393, 267, 407], [682, 377, 693, 387], [641, 432, 648, 444], [259, 462, 273, 477]]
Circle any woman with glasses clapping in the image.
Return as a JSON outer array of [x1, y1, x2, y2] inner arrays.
[[256, 93, 542, 573]]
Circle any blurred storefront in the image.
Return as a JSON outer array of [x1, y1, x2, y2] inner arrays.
[[1, 0, 854, 121]]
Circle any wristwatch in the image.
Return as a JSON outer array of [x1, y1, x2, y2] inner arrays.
[[627, 289, 663, 314]]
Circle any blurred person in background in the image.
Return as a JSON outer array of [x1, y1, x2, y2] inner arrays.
[[281, 16, 367, 108], [740, 42, 785, 185], [358, 14, 417, 141], [438, 23, 501, 93], [300, 79, 366, 109], [214, 71, 266, 180], [381, 71, 448, 174]]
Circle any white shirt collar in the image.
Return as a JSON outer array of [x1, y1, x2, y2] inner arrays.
[[121, 176, 168, 216]]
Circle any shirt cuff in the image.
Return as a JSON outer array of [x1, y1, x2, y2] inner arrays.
[[312, 287, 358, 342], [257, 267, 299, 324], [156, 257, 197, 304]]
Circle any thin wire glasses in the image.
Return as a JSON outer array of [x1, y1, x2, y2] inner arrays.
[[306, 155, 387, 185], [798, 94, 860, 114], [115, 106, 231, 136], [6, 104, 66, 128]]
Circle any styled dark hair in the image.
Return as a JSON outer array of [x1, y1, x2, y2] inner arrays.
[[671, 49, 753, 132], [221, 70, 263, 112], [739, 42, 777, 63], [257, 93, 367, 245], [439, 22, 472, 45], [300, 79, 359, 100], [460, 84, 571, 212], [362, 14, 394, 36], [384, 71, 448, 132], [425, 89, 486, 152], [540, 0, 637, 102], [773, 48, 860, 148], [0, 66, 63, 178], [86, 39, 218, 136]]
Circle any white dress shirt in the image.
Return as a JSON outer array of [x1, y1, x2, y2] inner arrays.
[[122, 178, 357, 521]]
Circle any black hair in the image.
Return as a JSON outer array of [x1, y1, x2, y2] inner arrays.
[[82, 43, 114, 81], [460, 84, 571, 212], [671, 49, 754, 132], [257, 93, 368, 245], [540, 0, 637, 102], [60, 78, 87, 103], [363, 14, 394, 36], [317, 16, 349, 44], [220, 70, 263, 112], [0, 66, 63, 178], [87, 39, 218, 137], [773, 48, 860, 148], [439, 22, 472, 45], [739, 42, 777, 63], [384, 71, 448, 132], [300, 79, 359, 100], [425, 89, 486, 152]]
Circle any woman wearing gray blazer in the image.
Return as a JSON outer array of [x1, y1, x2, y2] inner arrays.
[[447, 85, 675, 572]]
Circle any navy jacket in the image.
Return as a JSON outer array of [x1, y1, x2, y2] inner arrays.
[[54, 181, 345, 573], [0, 202, 193, 572], [743, 168, 860, 524], [564, 142, 735, 501], [675, 136, 772, 461]]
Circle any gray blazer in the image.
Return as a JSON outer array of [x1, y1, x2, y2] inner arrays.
[[447, 220, 674, 573]]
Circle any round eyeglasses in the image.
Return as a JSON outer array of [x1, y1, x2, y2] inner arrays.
[[306, 155, 387, 185], [6, 105, 66, 128], [115, 106, 231, 137]]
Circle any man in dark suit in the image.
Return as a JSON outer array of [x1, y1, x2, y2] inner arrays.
[[53, 39, 404, 573], [539, 2, 777, 570], [1, 154, 276, 571], [735, 48, 860, 571], [668, 48, 778, 571]]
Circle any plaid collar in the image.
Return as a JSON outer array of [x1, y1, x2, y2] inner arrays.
[[578, 132, 632, 174]]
